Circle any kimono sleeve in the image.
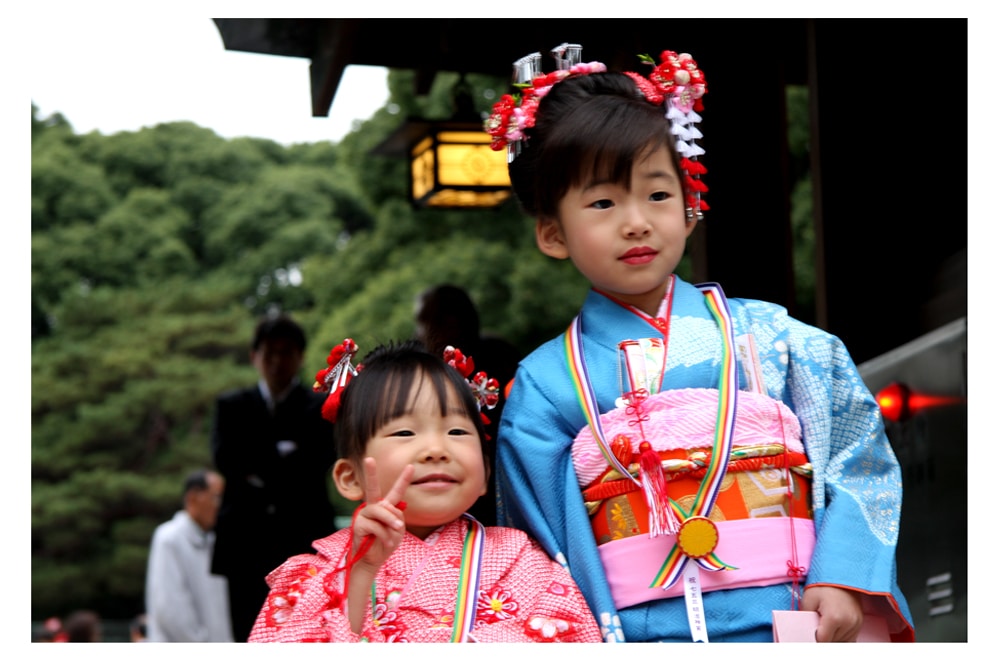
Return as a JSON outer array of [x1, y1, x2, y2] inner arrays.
[[248, 551, 362, 642], [777, 313, 914, 639]]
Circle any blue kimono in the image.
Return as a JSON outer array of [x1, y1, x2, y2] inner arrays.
[[495, 276, 914, 642]]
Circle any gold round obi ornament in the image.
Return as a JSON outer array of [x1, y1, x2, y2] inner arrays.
[[677, 516, 719, 558]]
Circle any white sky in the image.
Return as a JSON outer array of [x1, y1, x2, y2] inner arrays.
[[29, 16, 391, 145]]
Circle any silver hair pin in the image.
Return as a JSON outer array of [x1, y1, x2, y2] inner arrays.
[[551, 43, 583, 70], [512, 52, 543, 85]]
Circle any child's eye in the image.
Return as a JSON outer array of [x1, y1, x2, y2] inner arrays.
[[449, 428, 471, 436], [649, 191, 671, 202], [390, 429, 415, 437], [590, 199, 614, 210]]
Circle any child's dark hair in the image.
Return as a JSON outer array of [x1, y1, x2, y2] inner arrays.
[[508, 71, 681, 219], [334, 340, 488, 462]]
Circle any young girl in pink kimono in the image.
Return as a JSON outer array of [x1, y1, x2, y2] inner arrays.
[[248, 340, 601, 643]]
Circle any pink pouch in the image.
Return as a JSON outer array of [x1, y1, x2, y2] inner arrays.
[[771, 610, 891, 642]]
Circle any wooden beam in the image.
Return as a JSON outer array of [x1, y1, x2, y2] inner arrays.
[[309, 19, 361, 117]]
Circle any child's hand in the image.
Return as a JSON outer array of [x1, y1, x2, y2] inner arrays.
[[800, 585, 864, 642], [351, 458, 414, 571]]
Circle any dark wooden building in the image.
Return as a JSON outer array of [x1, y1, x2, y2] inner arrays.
[[213, 18, 967, 365]]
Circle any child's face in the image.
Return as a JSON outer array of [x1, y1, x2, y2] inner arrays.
[[349, 376, 487, 540], [536, 146, 695, 314]]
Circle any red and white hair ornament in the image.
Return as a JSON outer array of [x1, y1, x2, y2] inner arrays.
[[627, 50, 709, 216], [486, 44, 709, 216], [486, 43, 606, 162], [444, 345, 500, 439], [313, 340, 501, 434], [313, 338, 360, 423]]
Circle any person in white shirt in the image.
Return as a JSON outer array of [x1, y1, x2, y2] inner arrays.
[[145, 469, 234, 642]]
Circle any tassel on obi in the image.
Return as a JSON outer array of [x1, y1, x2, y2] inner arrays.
[[637, 441, 680, 536]]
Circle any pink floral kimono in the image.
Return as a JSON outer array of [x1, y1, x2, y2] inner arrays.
[[248, 517, 601, 642]]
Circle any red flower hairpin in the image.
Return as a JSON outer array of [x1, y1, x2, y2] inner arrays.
[[445, 345, 500, 439], [312, 340, 501, 434], [313, 338, 360, 423], [487, 43, 709, 215], [628, 50, 709, 214]]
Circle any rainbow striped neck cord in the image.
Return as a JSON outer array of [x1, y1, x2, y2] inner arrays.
[[565, 282, 739, 588]]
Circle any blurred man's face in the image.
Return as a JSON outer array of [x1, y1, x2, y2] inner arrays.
[[188, 472, 224, 531], [251, 337, 303, 394]]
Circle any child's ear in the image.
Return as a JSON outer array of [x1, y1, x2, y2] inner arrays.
[[332, 458, 366, 502], [684, 211, 699, 237], [535, 217, 569, 260]]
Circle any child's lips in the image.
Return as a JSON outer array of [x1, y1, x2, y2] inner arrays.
[[620, 247, 658, 264], [412, 473, 458, 486]]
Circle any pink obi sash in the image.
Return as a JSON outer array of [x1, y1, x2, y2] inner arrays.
[[572, 388, 804, 487], [599, 517, 815, 609]]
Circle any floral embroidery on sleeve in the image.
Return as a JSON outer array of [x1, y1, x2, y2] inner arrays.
[[476, 586, 519, 624], [372, 598, 408, 641], [546, 581, 573, 597], [526, 615, 579, 641], [264, 564, 319, 628]]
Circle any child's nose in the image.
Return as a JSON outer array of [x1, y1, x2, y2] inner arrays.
[[417, 438, 450, 462], [623, 208, 651, 237]]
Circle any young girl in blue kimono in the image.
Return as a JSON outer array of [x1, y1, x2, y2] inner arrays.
[[488, 44, 915, 643]]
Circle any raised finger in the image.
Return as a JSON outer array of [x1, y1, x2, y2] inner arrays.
[[363, 457, 382, 504], [382, 464, 415, 507]]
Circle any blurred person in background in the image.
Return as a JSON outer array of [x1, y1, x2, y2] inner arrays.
[[62, 609, 102, 642], [34, 616, 65, 642], [145, 469, 233, 642], [129, 613, 148, 642], [209, 314, 338, 641]]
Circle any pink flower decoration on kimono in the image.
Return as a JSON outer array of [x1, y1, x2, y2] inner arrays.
[[264, 593, 296, 627], [526, 615, 574, 640], [372, 602, 403, 636], [476, 587, 519, 624], [546, 581, 572, 597]]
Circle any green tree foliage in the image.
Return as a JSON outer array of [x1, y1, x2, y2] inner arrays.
[[30, 69, 594, 621]]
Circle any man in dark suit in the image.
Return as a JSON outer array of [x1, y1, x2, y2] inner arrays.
[[209, 315, 337, 641]]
